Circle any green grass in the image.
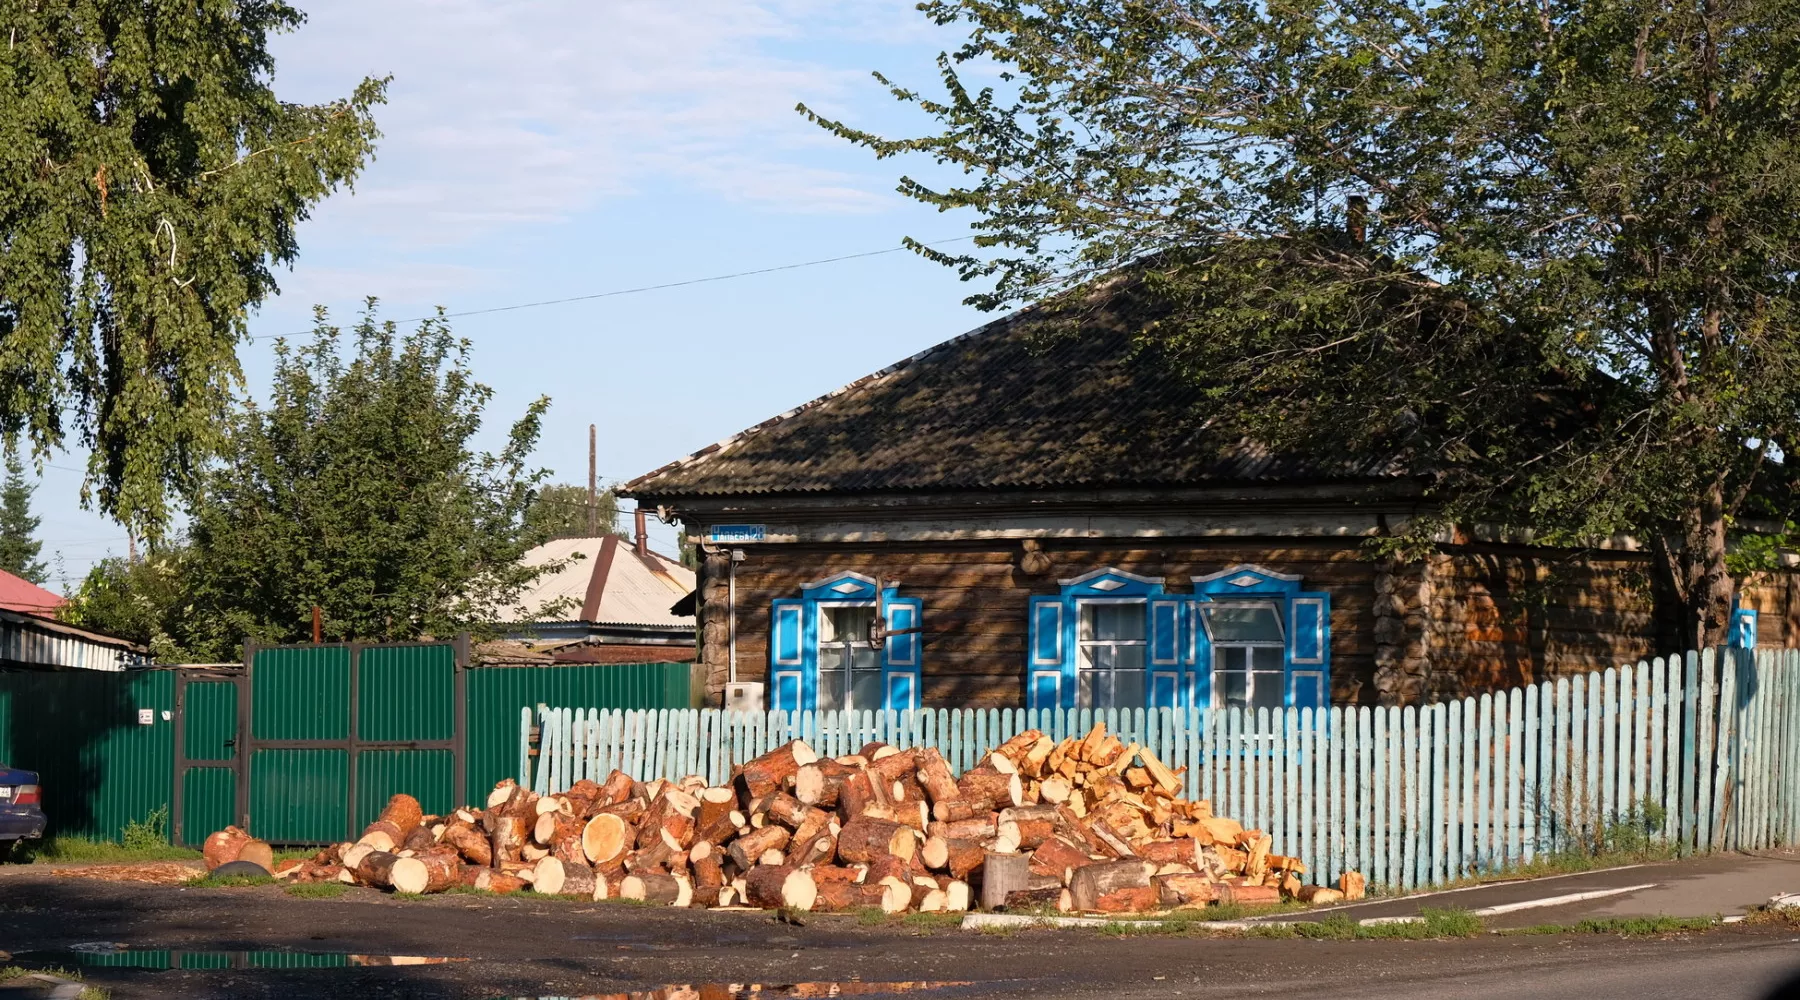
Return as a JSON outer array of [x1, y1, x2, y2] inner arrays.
[[188, 873, 275, 889], [1098, 906, 1484, 940], [284, 882, 349, 899], [1, 965, 108, 999], [10, 836, 201, 864], [899, 911, 965, 933], [1504, 915, 1720, 936]]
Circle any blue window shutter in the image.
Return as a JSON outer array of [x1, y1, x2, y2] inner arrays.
[[1188, 601, 1213, 709], [1148, 598, 1184, 709], [1027, 595, 1071, 710], [1732, 607, 1758, 649], [881, 596, 924, 710], [1286, 591, 1330, 709], [770, 598, 809, 713]]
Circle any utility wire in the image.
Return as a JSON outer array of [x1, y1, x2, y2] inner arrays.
[[249, 235, 977, 341]]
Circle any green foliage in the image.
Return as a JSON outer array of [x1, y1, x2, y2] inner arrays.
[[812, 0, 1800, 647], [0, 440, 46, 585], [1508, 915, 1719, 936], [0, 1, 384, 538], [120, 805, 169, 852], [526, 483, 622, 541], [11, 834, 198, 864], [61, 305, 555, 660], [189, 873, 275, 888]]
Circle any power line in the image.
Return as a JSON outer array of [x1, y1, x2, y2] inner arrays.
[[249, 235, 977, 341]]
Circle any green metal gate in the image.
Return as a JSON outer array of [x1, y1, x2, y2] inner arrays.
[[239, 641, 467, 844], [172, 669, 241, 848]]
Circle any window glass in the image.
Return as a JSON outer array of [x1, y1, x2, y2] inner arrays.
[[818, 605, 880, 711], [1080, 603, 1146, 642], [1212, 645, 1286, 710], [1205, 603, 1284, 643], [1077, 602, 1147, 709]]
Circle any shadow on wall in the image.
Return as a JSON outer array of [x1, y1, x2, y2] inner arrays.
[[0, 667, 169, 841]]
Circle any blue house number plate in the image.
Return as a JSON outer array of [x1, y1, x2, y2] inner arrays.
[[708, 524, 767, 544]]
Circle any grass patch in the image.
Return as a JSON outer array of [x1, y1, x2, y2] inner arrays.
[[188, 873, 275, 889], [1505, 915, 1720, 937], [284, 882, 348, 899], [11, 835, 200, 864], [1099, 907, 1484, 940], [900, 911, 964, 933]]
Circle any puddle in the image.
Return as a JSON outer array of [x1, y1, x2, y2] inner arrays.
[[498, 983, 978, 1000], [16, 948, 467, 971]]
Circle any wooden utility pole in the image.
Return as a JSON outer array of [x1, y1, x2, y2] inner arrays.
[[588, 423, 598, 537], [312, 605, 323, 644]]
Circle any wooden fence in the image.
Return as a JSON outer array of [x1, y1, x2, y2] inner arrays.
[[519, 647, 1800, 892]]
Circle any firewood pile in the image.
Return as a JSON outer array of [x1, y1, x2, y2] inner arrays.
[[203, 723, 1364, 915]]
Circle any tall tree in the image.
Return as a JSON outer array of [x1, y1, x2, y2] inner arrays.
[[61, 547, 195, 660], [526, 483, 622, 541], [805, 0, 1800, 650], [0, 441, 47, 584], [1, 1, 384, 538], [162, 303, 551, 658]]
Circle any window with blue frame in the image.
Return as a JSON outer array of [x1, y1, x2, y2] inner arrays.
[[768, 572, 922, 713], [1026, 565, 1331, 711]]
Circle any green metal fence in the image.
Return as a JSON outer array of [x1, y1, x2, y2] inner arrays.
[[1, 648, 692, 847]]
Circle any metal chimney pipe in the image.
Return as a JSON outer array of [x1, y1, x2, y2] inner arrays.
[[634, 508, 649, 558]]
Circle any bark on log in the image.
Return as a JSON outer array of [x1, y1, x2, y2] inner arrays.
[[835, 816, 916, 864], [765, 792, 815, 830], [1003, 887, 1070, 912], [727, 824, 791, 872], [814, 881, 905, 913], [620, 873, 692, 906], [869, 747, 921, 784], [203, 827, 251, 871], [354, 850, 404, 889], [690, 842, 726, 906], [1092, 885, 1160, 913], [929, 816, 998, 841], [1135, 839, 1200, 868], [790, 806, 834, 851], [743, 865, 818, 911], [1216, 882, 1282, 906], [914, 749, 961, 805], [596, 769, 635, 807], [794, 758, 858, 809], [737, 740, 818, 799], [836, 769, 886, 819], [391, 853, 462, 894], [921, 836, 986, 880], [1297, 885, 1345, 905], [979, 851, 1030, 912], [956, 767, 1022, 810], [1068, 861, 1154, 912], [790, 833, 837, 868], [696, 785, 736, 832], [1027, 836, 1095, 883], [1155, 873, 1219, 907]]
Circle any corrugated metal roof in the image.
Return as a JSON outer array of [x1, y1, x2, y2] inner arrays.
[[502, 538, 696, 629], [0, 608, 147, 671], [623, 274, 1409, 500]]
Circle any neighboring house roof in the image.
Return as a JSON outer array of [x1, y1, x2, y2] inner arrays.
[[504, 536, 695, 629], [624, 275, 1408, 500], [0, 569, 67, 618]]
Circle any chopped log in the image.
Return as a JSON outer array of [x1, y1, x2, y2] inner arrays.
[[486, 780, 518, 810], [1245, 832, 1273, 878], [1003, 886, 1070, 912], [869, 746, 921, 784], [915, 749, 960, 805], [790, 806, 834, 850], [624, 836, 679, 875], [758, 848, 786, 866], [1216, 882, 1282, 906], [859, 741, 898, 761], [690, 842, 726, 906], [1155, 873, 1219, 907], [987, 821, 1022, 856], [440, 821, 492, 866], [400, 825, 438, 853], [620, 873, 691, 906], [1068, 860, 1153, 912], [483, 787, 533, 865], [358, 793, 424, 852], [582, 813, 632, 866], [1028, 836, 1096, 883], [790, 833, 836, 868], [727, 824, 791, 871], [932, 798, 992, 823], [1135, 839, 1200, 868], [743, 865, 818, 911], [994, 729, 1046, 764], [534, 795, 567, 818], [1008, 818, 1057, 850], [391, 853, 461, 894], [353, 850, 404, 889], [979, 851, 1031, 912], [695, 785, 736, 831], [1093, 885, 1160, 913], [861, 853, 914, 889], [765, 792, 815, 829], [793, 758, 857, 809], [203, 826, 251, 870], [835, 816, 916, 864], [1338, 871, 1367, 900], [956, 767, 1022, 810], [836, 768, 887, 819], [738, 740, 819, 799], [928, 816, 998, 840], [809, 865, 862, 885], [984, 753, 1018, 776], [1297, 885, 1345, 905], [237, 839, 275, 872], [814, 881, 904, 913], [695, 805, 746, 848], [637, 787, 700, 850], [595, 798, 648, 826], [534, 810, 580, 847], [1200, 816, 1244, 844], [940, 878, 971, 912]]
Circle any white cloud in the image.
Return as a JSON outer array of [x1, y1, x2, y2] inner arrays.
[[270, 0, 927, 247]]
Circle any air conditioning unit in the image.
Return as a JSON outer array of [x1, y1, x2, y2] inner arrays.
[[724, 682, 765, 714]]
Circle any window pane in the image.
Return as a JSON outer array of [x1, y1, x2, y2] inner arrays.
[[822, 605, 874, 643], [1113, 669, 1144, 708], [818, 667, 845, 711], [1112, 645, 1145, 673], [1215, 670, 1248, 710], [1078, 669, 1099, 709], [819, 646, 844, 672], [1082, 603, 1145, 642], [851, 669, 884, 712], [1218, 646, 1249, 672], [1251, 671, 1285, 710], [1206, 603, 1284, 643]]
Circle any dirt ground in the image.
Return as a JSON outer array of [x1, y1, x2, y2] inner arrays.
[[2, 872, 1800, 1000]]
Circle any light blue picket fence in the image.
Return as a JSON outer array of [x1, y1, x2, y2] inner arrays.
[[519, 647, 1800, 892]]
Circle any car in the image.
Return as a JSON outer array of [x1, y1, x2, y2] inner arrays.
[[0, 763, 45, 860]]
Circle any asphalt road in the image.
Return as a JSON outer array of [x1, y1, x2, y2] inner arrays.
[[1, 872, 1798, 1000]]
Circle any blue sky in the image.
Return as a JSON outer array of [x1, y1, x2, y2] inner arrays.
[[42, 0, 1000, 590]]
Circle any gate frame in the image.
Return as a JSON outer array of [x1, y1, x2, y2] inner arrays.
[[231, 635, 471, 844], [171, 665, 245, 848]]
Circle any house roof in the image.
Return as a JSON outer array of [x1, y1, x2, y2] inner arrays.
[[503, 536, 696, 629], [0, 570, 67, 618], [624, 275, 1409, 500]]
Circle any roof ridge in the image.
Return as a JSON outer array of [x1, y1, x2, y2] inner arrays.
[[621, 304, 1038, 495]]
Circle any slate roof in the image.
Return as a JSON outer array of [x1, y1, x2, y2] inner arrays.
[[625, 276, 1409, 500], [502, 537, 695, 628]]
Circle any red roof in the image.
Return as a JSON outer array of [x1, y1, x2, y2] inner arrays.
[[0, 568, 66, 618]]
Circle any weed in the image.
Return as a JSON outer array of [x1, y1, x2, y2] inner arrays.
[[12, 835, 200, 864], [899, 911, 965, 934], [0, 965, 107, 999], [855, 907, 890, 927], [283, 882, 348, 899], [1505, 916, 1719, 936], [120, 806, 169, 853]]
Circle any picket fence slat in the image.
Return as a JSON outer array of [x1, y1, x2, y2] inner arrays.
[[521, 651, 1799, 894]]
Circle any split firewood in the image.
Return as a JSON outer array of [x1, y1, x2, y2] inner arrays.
[[203, 827, 251, 871], [1338, 871, 1367, 900], [737, 741, 818, 800], [1155, 873, 1219, 907], [1297, 885, 1345, 905], [1027, 836, 1096, 883]]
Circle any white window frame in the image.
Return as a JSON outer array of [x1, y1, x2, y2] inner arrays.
[[1074, 597, 1149, 710], [1202, 599, 1287, 711], [816, 601, 880, 712]]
